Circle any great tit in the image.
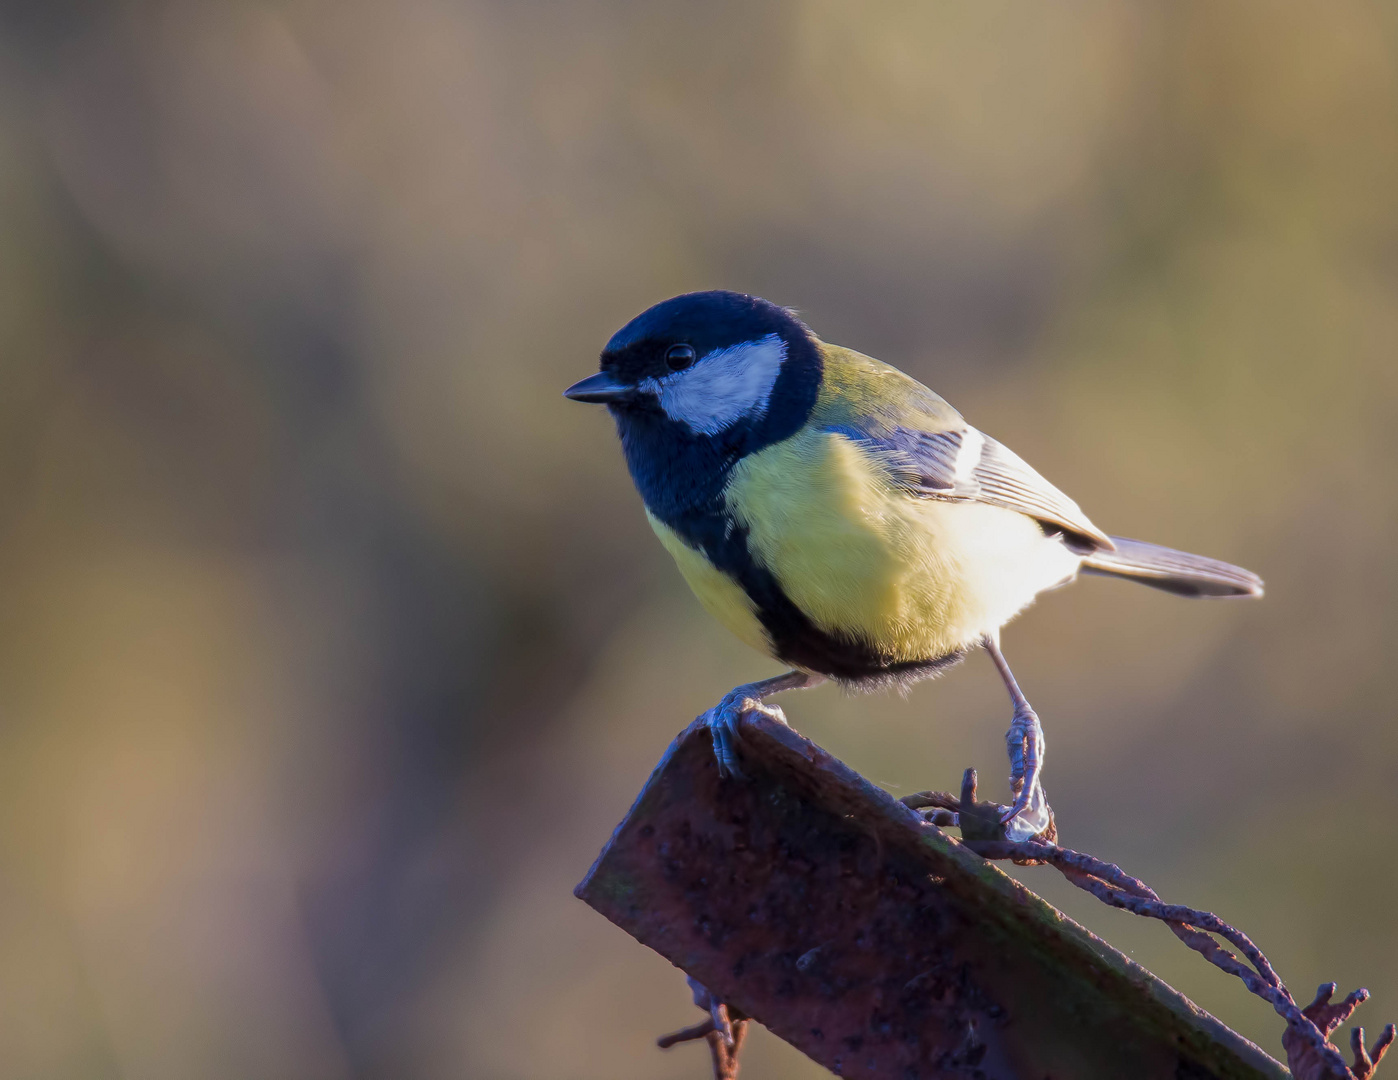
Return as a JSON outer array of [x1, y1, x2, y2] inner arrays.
[[565, 291, 1262, 839]]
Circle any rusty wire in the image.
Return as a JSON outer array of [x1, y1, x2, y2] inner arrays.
[[654, 760, 1390, 1080], [904, 768, 1395, 1080], [657, 976, 749, 1080]]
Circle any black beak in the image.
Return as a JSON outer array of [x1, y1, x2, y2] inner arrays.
[[563, 371, 634, 404]]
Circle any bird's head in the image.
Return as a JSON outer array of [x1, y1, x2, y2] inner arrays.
[[565, 291, 822, 447]]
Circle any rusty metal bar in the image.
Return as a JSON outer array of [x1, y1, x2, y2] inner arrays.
[[576, 712, 1291, 1080]]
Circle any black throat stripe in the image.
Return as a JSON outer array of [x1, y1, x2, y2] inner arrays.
[[669, 506, 965, 687]]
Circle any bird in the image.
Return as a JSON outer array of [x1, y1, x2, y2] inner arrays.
[[564, 290, 1262, 840]]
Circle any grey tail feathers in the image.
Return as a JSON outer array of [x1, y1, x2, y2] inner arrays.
[[1081, 536, 1264, 598]]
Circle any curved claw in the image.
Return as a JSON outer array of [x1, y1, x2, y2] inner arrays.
[[1000, 775, 1041, 825], [706, 701, 746, 780], [703, 694, 788, 779], [1002, 781, 1052, 841]]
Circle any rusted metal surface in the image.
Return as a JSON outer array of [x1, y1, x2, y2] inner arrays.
[[576, 713, 1291, 1079]]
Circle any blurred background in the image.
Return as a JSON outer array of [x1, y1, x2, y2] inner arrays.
[[0, 1, 1394, 1076]]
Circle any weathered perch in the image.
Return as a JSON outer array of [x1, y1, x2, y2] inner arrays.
[[576, 712, 1383, 1078]]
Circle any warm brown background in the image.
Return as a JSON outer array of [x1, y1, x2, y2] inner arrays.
[[0, 2, 1394, 1076]]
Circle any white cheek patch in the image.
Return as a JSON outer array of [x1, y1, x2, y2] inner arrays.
[[642, 333, 786, 435]]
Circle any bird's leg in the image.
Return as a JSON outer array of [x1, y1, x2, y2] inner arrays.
[[983, 635, 1053, 841], [703, 669, 824, 779]]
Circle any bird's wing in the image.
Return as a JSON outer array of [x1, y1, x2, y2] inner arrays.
[[810, 345, 1112, 553], [848, 424, 1114, 553]]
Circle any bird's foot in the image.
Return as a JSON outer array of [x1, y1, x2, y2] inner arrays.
[[903, 767, 1056, 844], [1002, 705, 1051, 841], [702, 690, 788, 779]]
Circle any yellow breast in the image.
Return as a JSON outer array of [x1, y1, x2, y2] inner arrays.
[[723, 429, 1079, 663], [646, 511, 775, 657]]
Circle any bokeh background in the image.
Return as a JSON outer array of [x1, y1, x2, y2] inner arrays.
[[0, 1, 1394, 1076]]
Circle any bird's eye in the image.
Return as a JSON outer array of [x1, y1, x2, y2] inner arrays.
[[665, 344, 696, 371]]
